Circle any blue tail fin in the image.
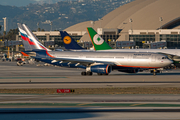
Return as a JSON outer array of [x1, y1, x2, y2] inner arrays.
[[60, 31, 84, 50]]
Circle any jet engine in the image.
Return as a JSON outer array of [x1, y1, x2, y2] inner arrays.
[[86, 64, 112, 74], [118, 69, 138, 73]]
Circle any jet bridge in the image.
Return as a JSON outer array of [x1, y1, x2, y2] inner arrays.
[[115, 41, 135, 48], [143, 41, 167, 49]]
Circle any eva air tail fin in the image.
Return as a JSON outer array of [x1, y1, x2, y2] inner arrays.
[[60, 31, 84, 50], [17, 23, 51, 51], [87, 27, 112, 50]]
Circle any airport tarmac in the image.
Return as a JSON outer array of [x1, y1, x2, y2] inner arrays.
[[0, 61, 180, 119], [1, 93, 180, 119], [0, 107, 180, 120], [0, 61, 180, 88], [1, 94, 180, 104]]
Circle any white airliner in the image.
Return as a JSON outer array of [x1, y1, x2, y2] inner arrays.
[[17, 23, 172, 76], [87, 27, 180, 66]]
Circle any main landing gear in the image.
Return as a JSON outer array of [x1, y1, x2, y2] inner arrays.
[[97, 73, 109, 75], [81, 72, 109, 76], [81, 71, 93, 76], [150, 69, 161, 76]]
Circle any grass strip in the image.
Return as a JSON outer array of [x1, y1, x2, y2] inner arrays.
[[0, 87, 180, 94]]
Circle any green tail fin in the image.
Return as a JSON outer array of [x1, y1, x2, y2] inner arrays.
[[87, 27, 112, 50]]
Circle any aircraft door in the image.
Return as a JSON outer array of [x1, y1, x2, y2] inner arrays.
[[128, 55, 133, 61], [151, 55, 156, 62]]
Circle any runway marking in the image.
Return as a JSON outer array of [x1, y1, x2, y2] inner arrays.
[[0, 77, 67, 79], [78, 103, 90, 106], [130, 103, 146, 107]]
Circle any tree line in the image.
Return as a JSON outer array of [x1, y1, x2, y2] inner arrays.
[[0, 25, 19, 40]]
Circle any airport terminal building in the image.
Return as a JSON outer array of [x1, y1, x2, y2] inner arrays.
[[17, 0, 180, 49]]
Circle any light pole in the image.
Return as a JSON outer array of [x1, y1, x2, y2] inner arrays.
[[129, 18, 133, 30], [129, 18, 133, 35], [98, 18, 103, 28], [37, 22, 39, 31], [50, 21, 53, 31], [91, 21, 95, 28], [159, 17, 163, 29]]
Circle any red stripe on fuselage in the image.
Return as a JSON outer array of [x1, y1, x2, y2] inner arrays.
[[116, 65, 160, 69], [46, 51, 55, 58], [40, 45, 48, 51]]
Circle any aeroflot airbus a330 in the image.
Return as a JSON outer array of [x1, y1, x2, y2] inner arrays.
[[17, 23, 172, 76]]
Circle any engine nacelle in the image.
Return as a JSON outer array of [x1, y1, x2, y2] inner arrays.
[[86, 65, 112, 74], [118, 69, 138, 73]]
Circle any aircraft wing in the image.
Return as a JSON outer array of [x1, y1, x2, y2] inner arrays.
[[39, 57, 116, 66]]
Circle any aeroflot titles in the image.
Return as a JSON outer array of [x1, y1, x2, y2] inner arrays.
[[134, 54, 151, 56]]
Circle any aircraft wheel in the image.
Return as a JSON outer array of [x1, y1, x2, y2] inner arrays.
[[153, 72, 156, 76], [97, 73, 103, 75], [81, 72, 86, 76], [86, 72, 93, 76]]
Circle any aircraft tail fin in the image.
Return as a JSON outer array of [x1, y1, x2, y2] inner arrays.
[[17, 23, 51, 51], [17, 23, 32, 51], [87, 27, 112, 50], [60, 31, 84, 50]]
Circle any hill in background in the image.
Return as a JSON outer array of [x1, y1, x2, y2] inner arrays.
[[0, 0, 133, 32]]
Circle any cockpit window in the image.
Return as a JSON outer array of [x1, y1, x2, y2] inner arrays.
[[162, 57, 167, 59]]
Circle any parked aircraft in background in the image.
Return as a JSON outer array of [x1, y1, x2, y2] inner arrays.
[[60, 31, 95, 51], [17, 23, 172, 76], [87, 27, 180, 67], [60, 31, 84, 50]]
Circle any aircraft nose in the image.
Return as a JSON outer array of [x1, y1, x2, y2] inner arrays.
[[165, 59, 173, 66]]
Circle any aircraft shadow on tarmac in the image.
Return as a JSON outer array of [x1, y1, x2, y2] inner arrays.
[[1, 108, 179, 120], [0, 108, 99, 120]]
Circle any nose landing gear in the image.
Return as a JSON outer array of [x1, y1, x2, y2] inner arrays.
[[153, 71, 156, 76]]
